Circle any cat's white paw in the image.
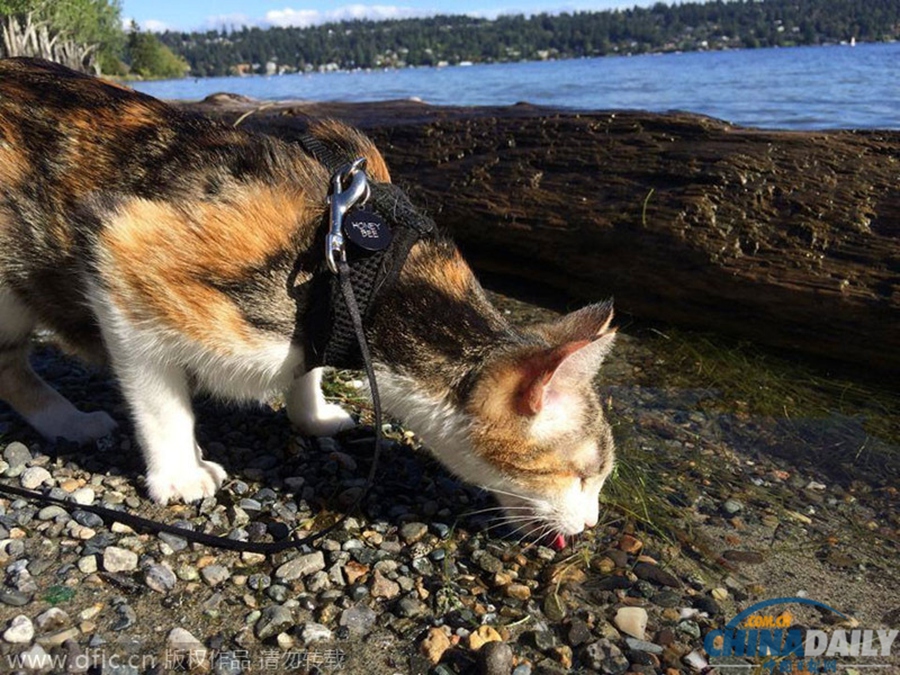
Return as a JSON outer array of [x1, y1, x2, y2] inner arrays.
[[31, 408, 118, 445], [290, 402, 357, 437], [145, 459, 228, 504]]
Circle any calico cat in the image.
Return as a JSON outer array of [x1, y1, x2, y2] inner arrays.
[[0, 57, 616, 547]]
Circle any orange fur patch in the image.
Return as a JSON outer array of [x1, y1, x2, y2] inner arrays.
[[99, 184, 313, 350]]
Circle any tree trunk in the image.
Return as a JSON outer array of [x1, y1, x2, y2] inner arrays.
[[178, 98, 900, 374]]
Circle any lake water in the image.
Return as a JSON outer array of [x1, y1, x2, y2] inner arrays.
[[133, 41, 899, 130]]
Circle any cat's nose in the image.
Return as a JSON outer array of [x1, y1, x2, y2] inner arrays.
[[584, 513, 598, 529]]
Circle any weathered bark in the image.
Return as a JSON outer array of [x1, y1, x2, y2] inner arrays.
[[178, 97, 900, 375]]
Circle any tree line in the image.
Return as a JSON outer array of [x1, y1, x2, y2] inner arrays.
[[1, 0, 898, 79], [159, 0, 900, 77]]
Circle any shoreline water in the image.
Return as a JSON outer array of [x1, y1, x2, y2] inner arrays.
[[131, 41, 899, 131]]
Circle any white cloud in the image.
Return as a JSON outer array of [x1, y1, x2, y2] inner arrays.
[[263, 5, 430, 28]]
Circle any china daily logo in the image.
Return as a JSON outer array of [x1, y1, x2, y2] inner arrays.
[[704, 597, 897, 672]]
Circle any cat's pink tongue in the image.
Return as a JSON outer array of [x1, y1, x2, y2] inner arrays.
[[550, 534, 567, 551]]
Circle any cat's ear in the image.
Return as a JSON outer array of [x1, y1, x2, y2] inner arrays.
[[517, 302, 616, 417]]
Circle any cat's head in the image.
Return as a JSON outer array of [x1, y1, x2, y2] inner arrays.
[[414, 302, 617, 549]]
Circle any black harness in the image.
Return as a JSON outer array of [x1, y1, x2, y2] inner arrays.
[[0, 134, 435, 554]]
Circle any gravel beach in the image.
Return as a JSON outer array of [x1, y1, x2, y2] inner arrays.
[[0, 288, 897, 675]]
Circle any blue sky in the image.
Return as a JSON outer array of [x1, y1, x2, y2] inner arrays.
[[121, 1, 661, 33]]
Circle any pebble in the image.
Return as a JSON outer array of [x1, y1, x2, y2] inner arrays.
[[0, 588, 33, 606], [468, 625, 502, 651], [512, 665, 533, 675], [614, 607, 648, 640], [479, 640, 514, 675], [677, 619, 701, 639], [3, 441, 32, 472], [145, 564, 177, 593], [3, 614, 34, 643], [618, 534, 643, 554], [473, 549, 505, 574], [339, 604, 377, 638], [38, 505, 68, 520], [71, 487, 96, 505], [16, 645, 52, 670], [255, 605, 293, 641], [35, 607, 70, 632], [20, 466, 52, 489], [371, 569, 401, 599], [400, 521, 429, 543], [420, 626, 452, 665], [103, 546, 138, 573], [201, 564, 231, 587], [167, 627, 207, 662], [625, 637, 665, 654], [396, 595, 429, 618], [543, 593, 566, 621], [300, 622, 332, 643], [274, 551, 325, 581], [567, 618, 592, 647], [632, 562, 680, 588], [723, 498, 744, 514]]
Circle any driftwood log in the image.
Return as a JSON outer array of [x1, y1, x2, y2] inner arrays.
[[177, 97, 900, 376]]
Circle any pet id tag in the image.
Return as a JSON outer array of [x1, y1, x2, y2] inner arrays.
[[343, 206, 392, 252]]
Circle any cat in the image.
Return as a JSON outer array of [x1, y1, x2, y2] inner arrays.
[[0, 57, 617, 547]]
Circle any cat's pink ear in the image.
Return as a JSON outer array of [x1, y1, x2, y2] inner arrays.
[[516, 302, 616, 416]]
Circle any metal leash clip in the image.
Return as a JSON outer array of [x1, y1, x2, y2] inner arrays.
[[326, 157, 370, 274]]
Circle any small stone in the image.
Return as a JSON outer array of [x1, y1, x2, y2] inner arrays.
[[479, 640, 514, 675], [512, 665, 532, 675], [543, 592, 566, 621], [676, 620, 701, 639], [103, 546, 138, 573], [399, 521, 428, 543], [371, 569, 401, 599], [167, 627, 208, 665], [473, 550, 504, 575], [722, 499, 743, 515], [3, 441, 32, 471], [0, 588, 33, 606], [468, 625, 502, 651], [567, 619, 592, 647], [625, 637, 664, 654], [37, 505, 68, 521], [420, 626, 452, 665], [255, 605, 293, 641], [20, 466, 52, 489], [145, 564, 177, 593], [339, 605, 377, 638], [532, 630, 556, 651], [632, 562, 680, 588], [505, 583, 531, 601], [343, 560, 369, 584], [300, 622, 332, 644], [111, 603, 136, 631], [35, 607, 70, 631], [618, 534, 643, 554], [3, 614, 34, 643], [397, 595, 428, 618], [711, 587, 729, 601], [15, 645, 52, 670], [614, 607, 648, 640], [71, 488, 96, 505], [201, 564, 231, 587], [274, 551, 325, 581], [35, 627, 79, 648]]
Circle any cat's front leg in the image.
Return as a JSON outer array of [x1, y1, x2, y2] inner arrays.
[[93, 299, 227, 503], [127, 358, 227, 504], [286, 367, 356, 436]]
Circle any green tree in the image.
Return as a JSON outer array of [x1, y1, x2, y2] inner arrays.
[[0, 0, 124, 73], [126, 21, 188, 79]]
